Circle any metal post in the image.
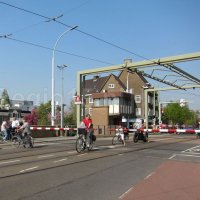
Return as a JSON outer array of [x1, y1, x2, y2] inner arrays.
[[57, 64, 67, 129], [51, 26, 78, 126], [144, 89, 149, 129]]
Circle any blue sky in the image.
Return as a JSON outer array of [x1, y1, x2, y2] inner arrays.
[[0, 0, 200, 110]]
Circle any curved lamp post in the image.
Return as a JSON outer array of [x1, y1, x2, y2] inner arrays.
[[51, 26, 78, 126]]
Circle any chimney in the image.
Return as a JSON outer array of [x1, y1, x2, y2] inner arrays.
[[124, 59, 132, 65]]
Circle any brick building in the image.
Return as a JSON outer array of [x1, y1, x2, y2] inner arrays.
[[82, 69, 159, 128]]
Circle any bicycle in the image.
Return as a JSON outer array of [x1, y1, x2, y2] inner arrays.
[[133, 130, 148, 143], [11, 133, 34, 148], [76, 128, 95, 153], [0, 131, 4, 142], [112, 129, 129, 145]]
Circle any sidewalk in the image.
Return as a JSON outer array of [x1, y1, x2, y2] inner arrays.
[[120, 160, 200, 200]]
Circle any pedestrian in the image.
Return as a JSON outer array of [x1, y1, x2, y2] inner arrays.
[[1, 118, 9, 142]]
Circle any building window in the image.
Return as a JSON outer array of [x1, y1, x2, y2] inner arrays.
[[135, 95, 141, 103], [136, 108, 141, 116], [108, 84, 115, 88], [89, 108, 92, 116], [89, 96, 93, 103], [94, 99, 99, 106]]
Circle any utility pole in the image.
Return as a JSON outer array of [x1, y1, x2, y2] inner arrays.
[[57, 64, 67, 130]]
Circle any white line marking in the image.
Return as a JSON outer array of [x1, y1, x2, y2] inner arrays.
[[144, 172, 155, 180], [182, 145, 200, 153], [67, 151, 77, 154], [20, 166, 38, 173], [77, 153, 87, 157], [176, 154, 200, 158], [53, 159, 67, 163], [119, 187, 134, 199], [38, 154, 54, 158], [0, 160, 21, 165], [169, 154, 177, 159]]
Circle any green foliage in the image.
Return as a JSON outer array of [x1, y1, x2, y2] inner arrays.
[[64, 99, 77, 126], [35, 99, 76, 126], [162, 103, 196, 125], [36, 101, 51, 125], [0, 89, 10, 106]]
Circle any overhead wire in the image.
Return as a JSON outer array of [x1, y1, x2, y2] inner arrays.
[[4, 36, 114, 65], [0, 1, 199, 88], [0, 1, 153, 62]]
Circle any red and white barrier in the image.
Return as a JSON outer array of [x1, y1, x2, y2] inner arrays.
[[129, 128, 200, 134], [30, 127, 200, 134], [30, 127, 77, 131]]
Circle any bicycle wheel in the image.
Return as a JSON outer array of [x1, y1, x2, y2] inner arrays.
[[30, 136, 34, 148], [133, 134, 138, 143], [76, 138, 85, 153], [87, 140, 94, 151], [112, 135, 121, 145], [11, 136, 21, 148]]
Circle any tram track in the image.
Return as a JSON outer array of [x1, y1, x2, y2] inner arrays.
[[0, 136, 196, 179]]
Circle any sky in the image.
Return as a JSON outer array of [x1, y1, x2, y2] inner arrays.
[[0, 0, 200, 110]]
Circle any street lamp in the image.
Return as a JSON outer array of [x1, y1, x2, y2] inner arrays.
[[57, 64, 67, 129], [51, 26, 78, 126]]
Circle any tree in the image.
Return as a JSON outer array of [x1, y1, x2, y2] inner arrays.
[[0, 89, 10, 108], [64, 99, 77, 126], [162, 103, 196, 126], [36, 101, 51, 125]]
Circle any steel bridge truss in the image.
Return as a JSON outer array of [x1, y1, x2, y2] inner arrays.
[[76, 52, 200, 128]]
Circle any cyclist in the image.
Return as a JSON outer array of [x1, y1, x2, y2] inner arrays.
[[17, 117, 33, 148], [82, 114, 92, 147], [117, 125, 125, 146]]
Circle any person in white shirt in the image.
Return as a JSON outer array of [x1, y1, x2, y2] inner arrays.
[[11, 117, 19, 130], [1, 118, 9, 141]]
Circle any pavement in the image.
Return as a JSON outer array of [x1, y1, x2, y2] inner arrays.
[[120, 160, 200, 200]]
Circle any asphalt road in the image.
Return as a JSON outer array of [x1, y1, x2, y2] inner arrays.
[[0, 134, 199, 200]]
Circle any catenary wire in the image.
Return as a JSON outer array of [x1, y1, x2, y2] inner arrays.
[[0, 1, 155, 63], [5, 36, 114, 65]]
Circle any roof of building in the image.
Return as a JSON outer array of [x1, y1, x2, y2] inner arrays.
[[84, 70, 149, 95]]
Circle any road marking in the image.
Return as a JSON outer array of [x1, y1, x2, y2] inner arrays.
[[144, 172, 155, 180], [119, 186, 134, 199], [176, 154, 200, 158], [38, 154, 54, 158], [77, 153, 87, 157], [20, 166, 38, 173], [182, 145, 200, 153], [169, 154, 177, 159], [53, 158, 67, 163], [67, 151, 77, 154], [0, 160, 21, 165]]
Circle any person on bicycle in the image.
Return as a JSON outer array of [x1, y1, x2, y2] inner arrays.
[[118, 125, 125, 146], [82, 114, 92, 147], [17, 117, 33, 147], [11, 117, 19, 136]]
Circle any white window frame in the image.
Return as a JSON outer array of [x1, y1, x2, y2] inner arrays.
[[89, 95, 93, 103], [89, 108, 93, 116], [135, 95, 141, 103], [108, 84, 115, 88], [136, 108, 141, 116]]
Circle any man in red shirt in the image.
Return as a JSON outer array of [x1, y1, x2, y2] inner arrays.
[[82, 114, 92, 147], [83, 114, 92, 129]]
